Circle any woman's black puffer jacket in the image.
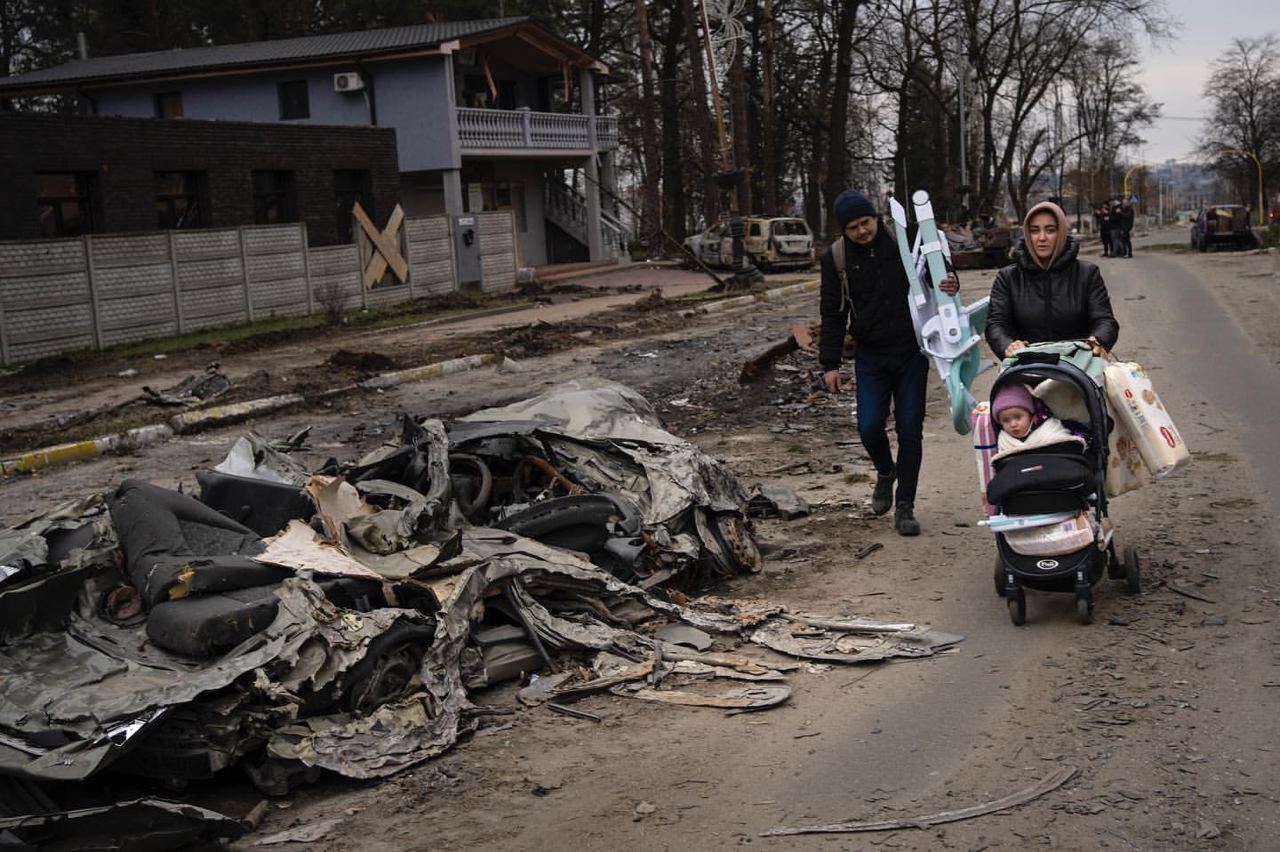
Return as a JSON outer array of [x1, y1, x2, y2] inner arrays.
[[984, 236, 1120, 358]]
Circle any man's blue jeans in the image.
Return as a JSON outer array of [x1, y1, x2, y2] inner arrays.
[[854, 348, 929, 505]]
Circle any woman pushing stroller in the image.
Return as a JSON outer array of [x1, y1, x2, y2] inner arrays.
[[985, 200, 1119, 361], [981, 200, 1136, 626]]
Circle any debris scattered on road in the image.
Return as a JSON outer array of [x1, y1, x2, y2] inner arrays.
[[0, 379, 963, 840], [142, 363, 230, 406], [747, 484, 810, 520], [761, 766, 1079, 836]]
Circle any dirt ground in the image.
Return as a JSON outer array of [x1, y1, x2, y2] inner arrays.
[[2, 239, 1278, 850]]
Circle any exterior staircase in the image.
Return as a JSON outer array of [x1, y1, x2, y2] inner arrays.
[[544, 179, 625, 260]]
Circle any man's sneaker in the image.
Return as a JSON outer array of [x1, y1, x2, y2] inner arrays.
[[894, 502, 920, 536], [871, 472, 896, 515]]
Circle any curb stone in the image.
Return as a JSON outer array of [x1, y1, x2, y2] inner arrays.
[[0, 423, 174, 476], [679, 278, 819, 318]]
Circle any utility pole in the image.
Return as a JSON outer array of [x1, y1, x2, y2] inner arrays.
[[958, 56, 968, 215], [697, 0, 761, 288]]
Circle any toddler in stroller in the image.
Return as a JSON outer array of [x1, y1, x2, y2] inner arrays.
[[985, 352, 1141, 625], [989, 383, 1085, 462]]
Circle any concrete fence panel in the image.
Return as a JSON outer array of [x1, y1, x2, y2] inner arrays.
[[0, 213, 509, 366], [405, 216, 455, 297], [476, 212, 517, 294], [0, 238, 94, 363], [308, 244, 363, 314], [92, 233, 178, 347], [174, 229, 247, 332]]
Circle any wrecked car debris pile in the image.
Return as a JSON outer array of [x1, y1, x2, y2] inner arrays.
[[0, 379, 961, 846]]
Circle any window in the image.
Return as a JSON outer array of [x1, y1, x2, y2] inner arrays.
[[278, 80, 310, 120], [155, 171, 204, 229], [252, 171, 297, 224], [333, 169, 370, 243], [772, 220, 810, 237], [154, 92, 183, 119], [36, 172, 95, 238]]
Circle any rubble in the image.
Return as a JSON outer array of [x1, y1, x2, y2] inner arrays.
[[0, 379, 962, 845]]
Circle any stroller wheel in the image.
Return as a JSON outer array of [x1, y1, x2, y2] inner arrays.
[[1123, 546, 1141, 594], [1076, 596, 1094, 625], [1007, 584, 1026, 626]]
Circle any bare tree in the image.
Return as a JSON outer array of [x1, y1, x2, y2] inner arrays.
[[956, 0, 1171, 216], [1069, 37, 1161, 205], [1199, 34, 1280, 210]]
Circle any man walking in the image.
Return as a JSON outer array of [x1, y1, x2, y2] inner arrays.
[[1119, 197, 1135, 258], [819, 189, 958, 536]]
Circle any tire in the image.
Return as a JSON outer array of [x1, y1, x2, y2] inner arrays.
[[1124, 546, 1141, 594], [1198, 237, 1208, 253], [1007, 585, 1026, 626], [1076, 596, 1094, 625]]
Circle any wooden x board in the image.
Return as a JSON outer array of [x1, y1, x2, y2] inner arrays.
[[354, 202, 408, 289]]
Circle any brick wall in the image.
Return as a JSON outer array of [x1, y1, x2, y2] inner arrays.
[[0, 112, 400, 246]]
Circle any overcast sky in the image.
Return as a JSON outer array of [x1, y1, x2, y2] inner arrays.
[[1135, 0, 1280, 163]]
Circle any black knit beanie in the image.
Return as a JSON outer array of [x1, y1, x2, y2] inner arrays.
[[833, 189, 877, 229]]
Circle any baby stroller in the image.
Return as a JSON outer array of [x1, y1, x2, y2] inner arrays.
[[987, 349, 1141, 625]]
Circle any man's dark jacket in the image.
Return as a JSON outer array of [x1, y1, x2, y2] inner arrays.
[[984, 236, 1120, 358], [819, 224, 918, 371], [1119, 206, 1135, 230]]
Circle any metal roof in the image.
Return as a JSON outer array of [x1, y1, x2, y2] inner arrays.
[[0, 17, 602, 94]]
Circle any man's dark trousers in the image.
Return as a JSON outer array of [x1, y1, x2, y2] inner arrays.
[[854, 347, 929, 505]]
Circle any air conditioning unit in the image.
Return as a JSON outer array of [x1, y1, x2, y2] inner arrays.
[[333, 72, 364, 92]]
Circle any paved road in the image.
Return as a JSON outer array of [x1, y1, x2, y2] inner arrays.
[[5, 246, 1277, 850]]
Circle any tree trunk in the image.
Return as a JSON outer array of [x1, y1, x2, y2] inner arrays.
[[822, 0, 862, 236], [760, 0, 777, 216], [633, 0, 662, 255], [729, 40, 752, 215], [660, 0, 687, 241], [682, 0, 720, 227]]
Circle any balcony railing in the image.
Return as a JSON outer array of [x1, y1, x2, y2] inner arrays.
[[457, 108, 619, 152]]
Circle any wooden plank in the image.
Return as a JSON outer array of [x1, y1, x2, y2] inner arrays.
[[353, 202, 408, 288], [480, 54, 498, 101]]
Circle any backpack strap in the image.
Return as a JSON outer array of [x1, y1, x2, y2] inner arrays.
[[830, 237, 853, 317]]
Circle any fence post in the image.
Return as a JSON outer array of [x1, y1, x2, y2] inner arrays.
[[83, 234, 104, 351], [167, 231, 185, 334], [521, 108, 532, 146], [238, 226, 255, 322], [402, 217, 415, 302], [0, 272, 10, 367], [300, 222, 314, 316]]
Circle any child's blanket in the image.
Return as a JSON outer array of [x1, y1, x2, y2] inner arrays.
[[991, 418, 1086, 463]]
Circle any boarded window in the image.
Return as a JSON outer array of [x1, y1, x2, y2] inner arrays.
[[36, 172, 95, 238], [252, 170, 297, 224], [154, 91, 184, 119], [334, 169, 371, 243], [278, 80, 310, 120], [155, 171, 204, 229]]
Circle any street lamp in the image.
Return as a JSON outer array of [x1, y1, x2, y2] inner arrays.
[[1216, 148, 1265, 227]]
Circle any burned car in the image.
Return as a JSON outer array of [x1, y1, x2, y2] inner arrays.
[[0, 380, 959, 844]]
